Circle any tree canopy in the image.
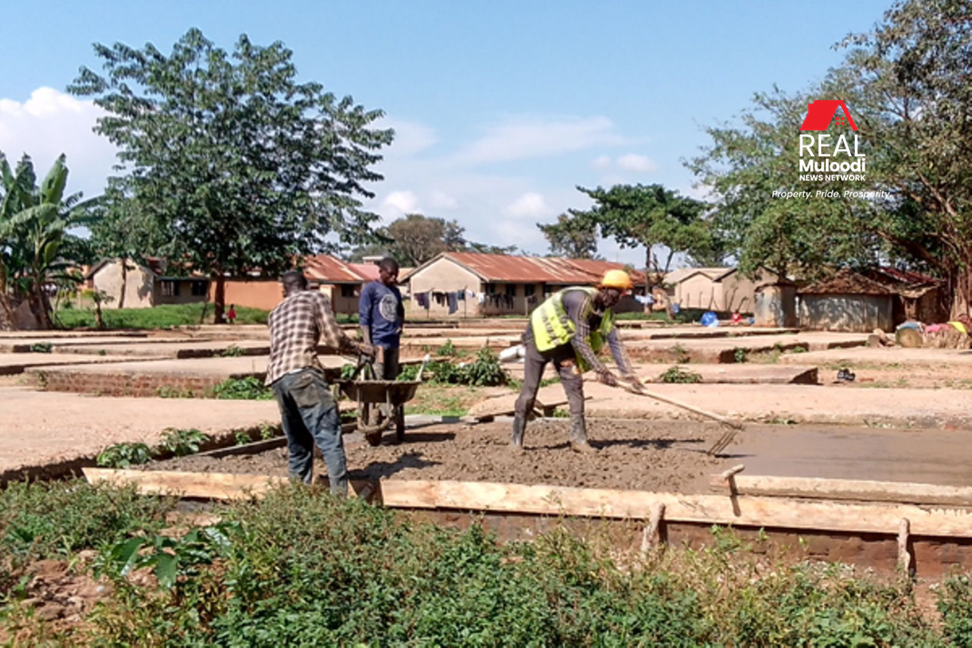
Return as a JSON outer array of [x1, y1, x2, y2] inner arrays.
[[69, 28, 393, 320], [538, 214, 599, 259], [691, 0, 972, 313], [566, 184, 711, 285]]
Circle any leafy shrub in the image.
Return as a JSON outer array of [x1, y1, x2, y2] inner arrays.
[[939, 574, 972, 647], [0, 480, 172, 568], [96, 523, 239, 589], [219, 344, 245, 357], [96, 442, 153, 468], [158, 428, 209, 456], [70, 486, 939, 646], [659, 366, 703, 384], [211, 376, 273, 400], [436, 339, 458, 357], [28, 343, 52, 353]]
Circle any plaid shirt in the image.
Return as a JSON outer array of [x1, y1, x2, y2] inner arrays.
[[266, 290, 362, 385]]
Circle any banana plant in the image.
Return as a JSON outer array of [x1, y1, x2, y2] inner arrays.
[[0, 152, 101, 328]]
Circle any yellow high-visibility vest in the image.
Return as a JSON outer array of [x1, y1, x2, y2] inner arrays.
[[531, 288, 615, 368]]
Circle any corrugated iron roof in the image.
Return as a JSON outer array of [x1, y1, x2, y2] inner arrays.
[[799, 269, 894, 296], [440, 252, 645, 285], [303, 255, 366, 283], [349, 263, 381, 282], [868, 266, 939, 287], [664, 267, 733, 285]]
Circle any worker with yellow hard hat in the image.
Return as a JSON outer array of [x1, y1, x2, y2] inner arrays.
[[511, 269, 643, 453]]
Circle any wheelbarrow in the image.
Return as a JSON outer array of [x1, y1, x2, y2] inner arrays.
[[335, 354, 427, 446]]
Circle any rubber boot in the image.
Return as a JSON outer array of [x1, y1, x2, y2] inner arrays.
[[569, 416, 597, 454], [511, 414, 527, 452]]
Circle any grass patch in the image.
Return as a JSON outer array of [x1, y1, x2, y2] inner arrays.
[[54, 303, 271, 330], [404, 385, 480, 417], [0, 483, 951, 645]]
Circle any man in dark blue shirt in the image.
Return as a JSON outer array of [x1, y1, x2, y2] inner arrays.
[[359, 257, 405, 380]]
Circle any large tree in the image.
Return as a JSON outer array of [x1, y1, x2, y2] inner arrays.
[[0, 153, 99, 329], [687, 88, 878, 280], [691, 0, 972, 314], [835, 0, 972, 315], [568, 184, 711, 286], [538, 213, 598, 259], [69, 29, 393, 321], [385, 213, 466, 266]]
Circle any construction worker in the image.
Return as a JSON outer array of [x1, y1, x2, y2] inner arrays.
[[512, 269, 643, 453], [266, 270, 373, 496]]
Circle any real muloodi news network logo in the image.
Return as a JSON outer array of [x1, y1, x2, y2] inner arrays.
[[797, 99, 866, 181]]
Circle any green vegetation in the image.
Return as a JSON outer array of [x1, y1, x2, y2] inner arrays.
[[158, 428, 210, 457], [659, 366, 703, 384], [219, 344, 245, 358], [55, 303, 270, 330], [396, 349, 507, 387], [95, 442, 153, 468], [0, 153, 100, 330], [435, 339, 458, 357], [2, 481, 965, 645], [211, 377, 274, 400], [96, 428, 212, 468], [27, 343, 52, 354], [670, 343, 691, 364]]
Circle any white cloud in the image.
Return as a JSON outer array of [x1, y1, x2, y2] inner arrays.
[[456, 115, 627, 165], [378, 117, 438, 156], [0, 87, 117, 198], [592, 155, 612, 169], [616, 153, 658, 172], [380, 190, 421, 219], [505, 192, 551, 219], [429, 190, 458, 210]]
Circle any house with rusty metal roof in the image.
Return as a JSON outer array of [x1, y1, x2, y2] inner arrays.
[[663, 266, 785, 314], [405, 252, 647, 318]]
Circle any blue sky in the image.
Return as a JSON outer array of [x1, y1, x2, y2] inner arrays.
[[0, 0, 894, 265]]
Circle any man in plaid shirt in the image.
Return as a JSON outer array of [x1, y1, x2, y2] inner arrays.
[[267, 270, 373, 495]]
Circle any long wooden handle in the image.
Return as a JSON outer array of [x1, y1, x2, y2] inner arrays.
[[625, 386, 744, 430]]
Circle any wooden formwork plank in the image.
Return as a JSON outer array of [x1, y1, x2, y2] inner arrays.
[[83, 468, 287, 500], [81, 469, 972, 538], [82, 467, 375, 501], [377, 479, 972, 538], [709, 474, 972, 507]]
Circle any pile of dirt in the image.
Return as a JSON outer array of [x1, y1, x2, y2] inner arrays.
[[148, 419, 727, 494]]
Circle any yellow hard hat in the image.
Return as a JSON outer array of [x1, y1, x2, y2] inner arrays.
[[600, 269, 634, 291]]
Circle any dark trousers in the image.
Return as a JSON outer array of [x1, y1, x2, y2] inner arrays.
[[373, 345, 400, 381], [271, 368, 346, 495], [514, 334, 586, 419]]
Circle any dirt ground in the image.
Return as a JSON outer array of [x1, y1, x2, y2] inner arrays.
[[148, 419, 727, 493]]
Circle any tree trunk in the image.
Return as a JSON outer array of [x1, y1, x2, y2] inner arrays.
[[213, 274, 226, 324], [118, 259, 127, 309]]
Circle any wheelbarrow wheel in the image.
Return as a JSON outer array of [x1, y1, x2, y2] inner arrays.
[[394, 406, 405, 444], [362, 403, 383, 446]]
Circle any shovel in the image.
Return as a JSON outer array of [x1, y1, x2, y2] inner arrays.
[[619, 382, 744, 455]]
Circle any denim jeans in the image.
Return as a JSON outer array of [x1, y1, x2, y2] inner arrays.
[[271, 368, 347, 495]]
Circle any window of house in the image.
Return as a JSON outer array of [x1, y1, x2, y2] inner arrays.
[[190, 281, 208, 296], [505, 284, 517, 296], [523, 284, 536, 297], [485, 283, 498, 294], [340, 284, 356, 298], [160, 280, 179, 297]]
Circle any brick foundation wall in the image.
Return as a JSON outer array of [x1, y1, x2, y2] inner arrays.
[[27, 369, 257, 398]]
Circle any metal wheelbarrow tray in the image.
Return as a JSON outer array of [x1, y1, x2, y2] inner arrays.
[[336, 379, 422, 445]]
